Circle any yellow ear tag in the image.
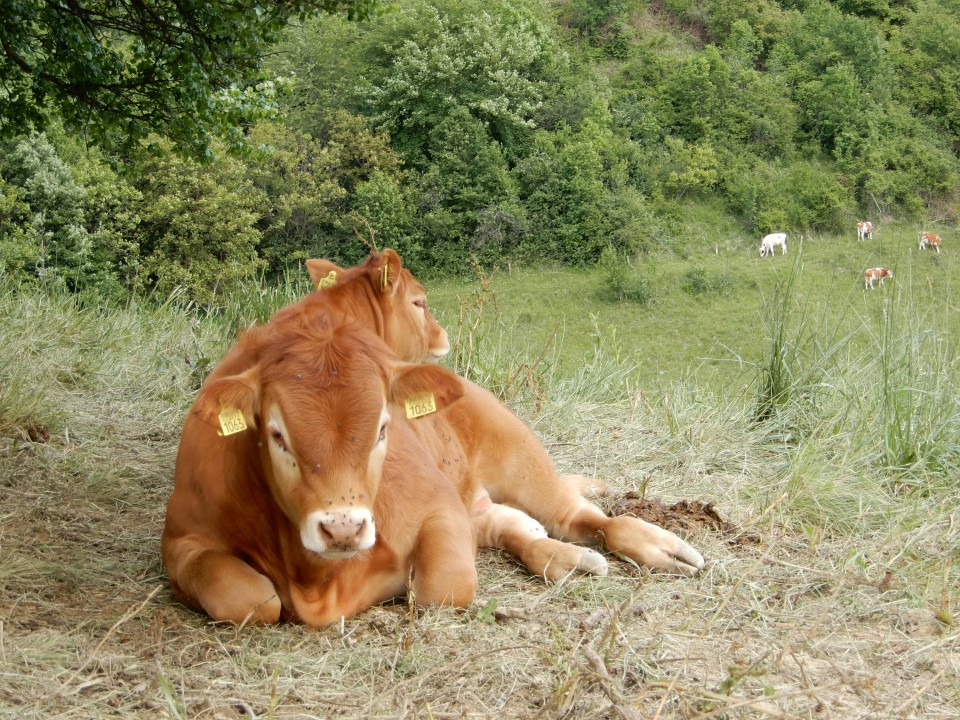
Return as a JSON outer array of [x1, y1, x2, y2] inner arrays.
[[380, 264, 390, 291], [404, 392, 437, 419], [316, 270, 337, 290], [218, 407, 248, 436]]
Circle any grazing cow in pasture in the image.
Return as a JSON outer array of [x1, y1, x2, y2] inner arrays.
[[919, 232, 942, 253], [303, 251, 705, 580], [864, 267, 892, 289], [759, 232, 787, 257], [856, 221, 874, 241], [162, 318, 479, 626]]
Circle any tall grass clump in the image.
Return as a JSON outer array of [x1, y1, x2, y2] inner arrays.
[[0, 281, 237, 445], [0, 284, 60, 437], [871, 267, 959, 478], [753, 255, 817, 428], [598, 246, 655, 305], [150, 266, 310, 340], [442, 263, 562, 407], [749, 252, 960, 533]]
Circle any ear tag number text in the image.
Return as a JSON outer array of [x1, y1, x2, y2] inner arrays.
[[405, 392, 437, 419], [218, 407, 247, 436]]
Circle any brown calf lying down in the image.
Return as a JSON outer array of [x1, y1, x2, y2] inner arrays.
[[162, 317, 478, 626], [304, 250, 704, 580]]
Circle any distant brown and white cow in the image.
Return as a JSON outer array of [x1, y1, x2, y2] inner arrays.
[[162, 318, 479, 626], [919, 232, 942, 253], [304, 251, 705, 581], [856, 221, 874, 241], [759, 232, 787, 257], [864, 267, 892, 289]]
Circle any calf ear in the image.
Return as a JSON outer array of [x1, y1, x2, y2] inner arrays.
[[306, 258, 343, 289], [377, 249, 405, 298], [193, 369, 261, 434], [390, 364, 464, 413]]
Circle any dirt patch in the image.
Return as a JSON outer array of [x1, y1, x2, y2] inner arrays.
[[25, 422, 50, 443], [608, 492, 761, 547]]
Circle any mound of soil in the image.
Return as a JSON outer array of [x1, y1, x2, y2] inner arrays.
[[608, 492, 760, 547]]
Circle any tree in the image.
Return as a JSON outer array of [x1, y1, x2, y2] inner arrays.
[[362, 1, 557, 166], [0, 133, 90, 290], [0, 0, 381, 156]]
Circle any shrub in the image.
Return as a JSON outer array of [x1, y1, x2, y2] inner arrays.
[[134, 140, 267, 305], [599, 245, 655, 304], [0, 133, 89, 291], [682, 265, 732, 296]]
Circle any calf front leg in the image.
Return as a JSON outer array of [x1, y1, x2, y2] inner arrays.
[[466, 384, 703, 576], [412, 510, 479, 607], [561, 473, 611, 498], [164, 536, 281, 624]]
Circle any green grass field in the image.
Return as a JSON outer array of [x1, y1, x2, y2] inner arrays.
[[1, 221, 957, 718]]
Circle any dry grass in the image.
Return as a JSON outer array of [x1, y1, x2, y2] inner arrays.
[[1, 286, 958, 719]]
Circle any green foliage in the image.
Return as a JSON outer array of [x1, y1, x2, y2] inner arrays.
[[133, 141, 267, 305], [0, 132, 144, 302], [889, 1, 960, 141], [770, 1, 889, 94], [664, 47, 733, 143], [561, 0, 633, 57], [835, 105, 958, 218], [244, 122, 348, 271], [350, 171, 425, 266], [0, 0, 383, 157], [362, 1, 556, 166], [0, 134, 89, 290], [719, 157, 850, 233], [515, 129, 606, 264], [664, 138, 720, 200], [4, 0, 960, 298], [0, 179, 38, 277], [415, 107, 519, 268]]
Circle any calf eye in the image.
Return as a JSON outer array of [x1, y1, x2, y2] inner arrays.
[[378, 422, 388, 443], [271, 429, 287, 452], [413, 298, 426, 309]]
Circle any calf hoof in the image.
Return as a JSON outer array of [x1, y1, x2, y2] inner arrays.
[[529, 538, 609, 583], [605, 516, 705, 577]]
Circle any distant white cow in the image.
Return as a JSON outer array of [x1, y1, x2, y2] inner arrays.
[[759, 232, 787, 257], [856, 221, 874, 241], [864, 267, 892, 289]]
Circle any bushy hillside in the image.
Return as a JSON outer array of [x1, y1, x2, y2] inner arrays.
[[1, 0, 958, 306]]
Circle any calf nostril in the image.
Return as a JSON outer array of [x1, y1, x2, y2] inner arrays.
[[318, 515, 366, 546]]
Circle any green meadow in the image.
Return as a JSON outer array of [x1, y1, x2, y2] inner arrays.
[[428, 220, 957, 396]]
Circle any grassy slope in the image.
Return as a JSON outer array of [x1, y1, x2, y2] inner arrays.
[[1, 224, 958, 718]]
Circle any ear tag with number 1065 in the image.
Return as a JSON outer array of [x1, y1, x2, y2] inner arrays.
[[218, 407, 247, 436], [405, 392, 436, 419]]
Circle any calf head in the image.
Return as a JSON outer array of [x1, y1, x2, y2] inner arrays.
[[305, 249, 449, 364], [192, 320, 464, 558]]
